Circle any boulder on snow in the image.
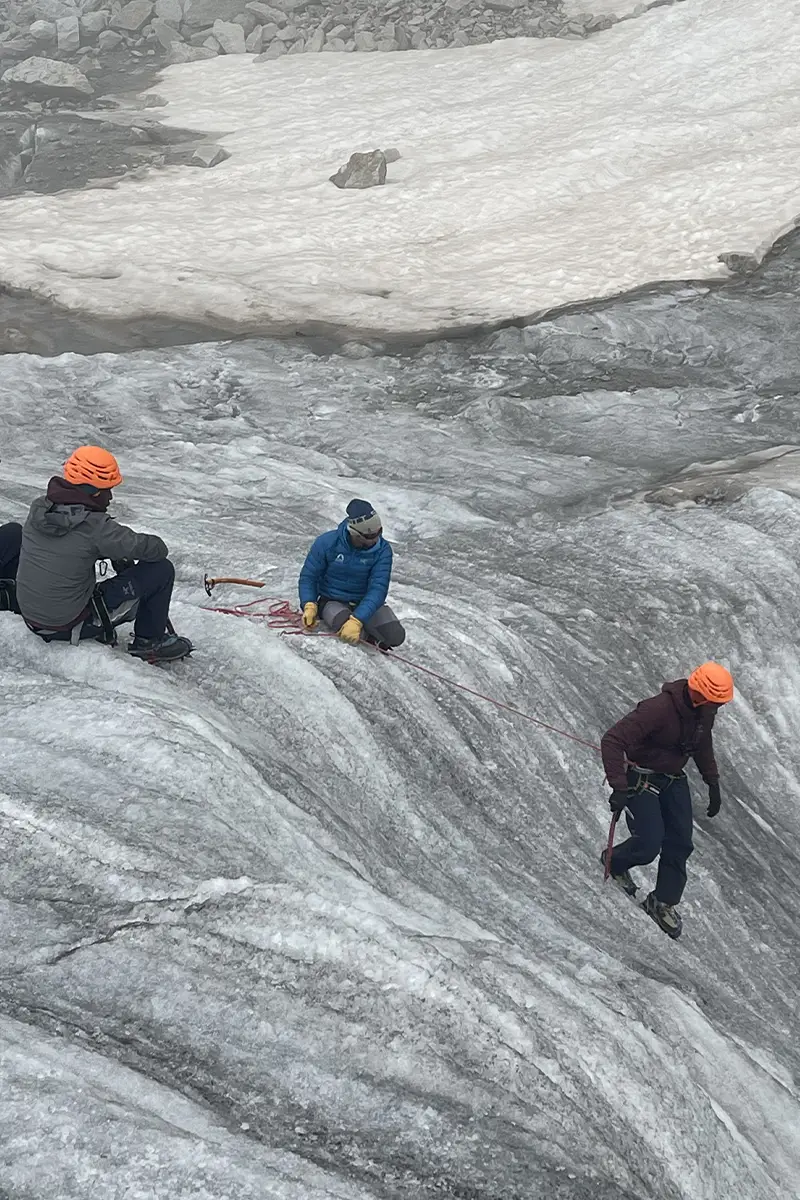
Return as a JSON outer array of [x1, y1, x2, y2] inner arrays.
[[109, 0, 154, 32], [152, 17, 183, 47], [30, 0, 79, 20], [182, 0, 244, 27], [383, 146, 401, 163], [167, 41, 216, 61], [154, 0, 183, 22], [1, 56, 94, 98], [79, 11, 109, 36], [191, 144, 230, 168], [329, 150, 387, 190], [56, 14, 80, 50], [213, 19, 246, 52], [29, 19, 57, 41], [97, 28, 124, 48], [244, 23, 262, 51]]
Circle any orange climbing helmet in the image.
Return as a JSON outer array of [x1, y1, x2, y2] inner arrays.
[[63, 445, 123, 490], [687, 661, 734, 704]]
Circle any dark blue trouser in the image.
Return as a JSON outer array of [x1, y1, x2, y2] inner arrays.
[[611, 772, 694, 905], [41, 560, 175, 644], [0, 522, 22, 578], [96, 559, 175, 640]]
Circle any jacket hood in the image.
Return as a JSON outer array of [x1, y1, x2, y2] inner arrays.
[[661, 679, 690, 707], [28, 494, 92, 538]]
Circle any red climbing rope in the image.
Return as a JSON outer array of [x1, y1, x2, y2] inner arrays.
[[202, 588, 602, 754], [373, 647, 602, 752]]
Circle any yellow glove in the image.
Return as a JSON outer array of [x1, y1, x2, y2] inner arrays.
[[338, 616, 363, 644], [302, 602, 318, 629]]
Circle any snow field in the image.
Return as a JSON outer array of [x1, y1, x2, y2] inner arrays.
[[0, 0, 799, 337]]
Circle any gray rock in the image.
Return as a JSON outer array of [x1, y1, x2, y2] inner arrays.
[[446, 0, 471, 9], [30, 1, 79, 19], [383, 146, 400, 163], [189, 27, 214, 43], [142, 90, 167, 105], [97, 27, 123, 47], [308, 23, 324, 50], [253, 39, 284, 59], [2, 55, 94, 97], [330, 149, 387, 189], [232, 10, 257, 34], [29, 18, 57, 40], [718, 251, 762, 275], [274, 22, 296, 39], [323, 36, 346, 50], [244, 23, 262, 50], [485, 0, 524, 8], [260, 21, 278, 39], [192, 144, 230, 167], [244, 0, 285, 19], [110, 0, 153, 31], [167, 39, 215, 59], [354, 29, 375, 50], [56, 14, 81, 49], [151, 16, 182, 45], [80, 10, 109, 32], [182, 0, 242, 27], [376, 36, 398, 50], [202, 34, 220, 49], [286, 35, 304, 52], [213, 18, 246, 51], [154, 0, 182, 21]]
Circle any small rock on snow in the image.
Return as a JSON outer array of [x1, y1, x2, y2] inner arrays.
[[330, 149, 387, 189], [192, 144, 231, 168]]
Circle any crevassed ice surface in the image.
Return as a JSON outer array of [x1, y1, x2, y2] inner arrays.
[[0, 0, 799, 335], [2, 233, 800, 1198]]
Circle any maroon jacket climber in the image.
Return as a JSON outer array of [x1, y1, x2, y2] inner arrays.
[[601, 678, 720, 793]]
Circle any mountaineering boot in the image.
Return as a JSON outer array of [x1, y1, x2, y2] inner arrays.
[[362, 631, 393, 653], [128, 632, 193, 663], [600, 847, 638, 897], [642, 891, 683, 939]]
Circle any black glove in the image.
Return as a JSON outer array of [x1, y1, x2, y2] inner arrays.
[[111, 558, 136, 576], [608, 789, 630, 813], [706, 781, 722, 818]]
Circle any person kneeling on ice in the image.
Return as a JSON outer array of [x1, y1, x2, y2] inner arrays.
[[298, 499, 405, 650], [13, 445, 192, 663], [600, 662, 734, 939]]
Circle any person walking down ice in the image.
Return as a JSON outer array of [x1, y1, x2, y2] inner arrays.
[[600, 662, 734, 938], [13, 445, 193, 662], [298, 499, 405, 651]]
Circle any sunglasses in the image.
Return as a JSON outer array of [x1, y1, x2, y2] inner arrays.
[[352, 527, 382, 543]]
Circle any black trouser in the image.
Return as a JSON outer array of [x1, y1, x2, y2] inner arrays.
[[610, 769, 694, 905], [0, 522, 22, 578]]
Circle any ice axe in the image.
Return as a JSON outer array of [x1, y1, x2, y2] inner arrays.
[[603, 811, 621, 881], [203, 573, 267, 596]]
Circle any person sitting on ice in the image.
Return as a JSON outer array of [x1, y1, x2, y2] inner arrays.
[[599, 661, 733, 938], [6, 445, 192, 662], [0, 519, 23, 612], [298, 498, 405, 651]]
